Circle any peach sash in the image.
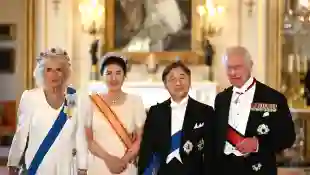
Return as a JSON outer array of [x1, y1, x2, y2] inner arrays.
[[89, 94, 134, 150]]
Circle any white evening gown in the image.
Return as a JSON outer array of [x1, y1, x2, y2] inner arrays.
[[7, 88, 88, 175], [80, 93, 147, 175]]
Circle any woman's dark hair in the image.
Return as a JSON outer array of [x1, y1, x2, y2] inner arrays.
[[100, 56, 127, 76]]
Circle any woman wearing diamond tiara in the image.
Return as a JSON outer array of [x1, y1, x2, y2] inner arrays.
[[80, 53, 146, 175], [7, 48, 88, 175]]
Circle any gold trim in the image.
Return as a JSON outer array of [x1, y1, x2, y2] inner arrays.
[[105, 0, 114, 51], [104, 0, 204, 64], [237, 0, 242, 45], [265, 0, 282, 90], [25, 0, 36, 90], [257, 0, 264, 79], [44, 0, 48, 48]]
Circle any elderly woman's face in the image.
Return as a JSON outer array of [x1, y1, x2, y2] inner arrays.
[[103, 64, 125, 92], [43, 57, 69, 88]]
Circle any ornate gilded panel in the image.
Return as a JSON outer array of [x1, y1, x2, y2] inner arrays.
[[103, 0, 204, 64], [268, 0, 310, 166], [266, 0, 310, 108], [25, 0, 36, 89]]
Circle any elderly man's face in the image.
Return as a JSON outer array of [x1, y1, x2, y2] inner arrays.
[[226, 55, 252, 88]]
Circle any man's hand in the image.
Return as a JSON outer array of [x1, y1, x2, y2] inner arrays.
[[104, 155, 127, 174], [236, 137, 258, 154]]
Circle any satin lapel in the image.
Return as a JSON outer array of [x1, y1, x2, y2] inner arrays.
[[218, 88, 233, 151], [161, 99, 172, 159], [245, 81, 264, 136], [180, 97, 195, 158]]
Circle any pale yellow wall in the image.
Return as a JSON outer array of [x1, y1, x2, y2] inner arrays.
[[211, 0, 267, 90], [0, 0, 27, 100], [34, 0, 267, 91], [35, 0, 101, 92]]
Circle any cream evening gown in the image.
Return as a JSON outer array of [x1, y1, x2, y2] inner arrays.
[[81, 93, 146, 175]]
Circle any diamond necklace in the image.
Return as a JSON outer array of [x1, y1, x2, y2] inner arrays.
[[111, 95, 121, 104]]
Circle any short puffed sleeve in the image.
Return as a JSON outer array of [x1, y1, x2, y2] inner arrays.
[[132, 95, 147, 129]]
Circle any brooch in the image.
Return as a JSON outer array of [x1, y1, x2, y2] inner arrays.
[[262, 112, 269, 118], [66, 93, 76, 108], [65, 92, 77, 119], [197, 138, 204, 151], [257, 124, 270, 135], [183, 140, 193, 154], [252, 163, 262, 171]]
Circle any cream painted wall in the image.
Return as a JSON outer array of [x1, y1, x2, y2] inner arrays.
[[211, 0, 267, 90], [35, 0, 98, 93], [35, 0, 267, 91], [0, 0, 27, 100]]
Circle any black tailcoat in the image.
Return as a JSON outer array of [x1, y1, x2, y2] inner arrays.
[[212, 81, 296, 175], [138, 97, 215, 175]]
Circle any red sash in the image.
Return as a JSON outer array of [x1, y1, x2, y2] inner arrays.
[[89, 94, 134, 149], [226, 125, 245, 146]]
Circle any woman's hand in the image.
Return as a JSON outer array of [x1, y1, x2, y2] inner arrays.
[[104, 154, 127, 174], [122, 151, 136, 164], [122, 141, 140, 163]]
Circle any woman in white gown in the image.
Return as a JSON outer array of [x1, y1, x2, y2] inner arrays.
[[80, 54, 146, 175], [7, 48, 88, 175]]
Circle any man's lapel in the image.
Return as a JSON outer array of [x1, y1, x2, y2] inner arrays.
[[244, 81, 265, 136], [161, 99, 172, 158], [162, 97, 197, 160], [221, 89, 233, 126], [218, 88, 233, 150], [180, 97, 196, 158]]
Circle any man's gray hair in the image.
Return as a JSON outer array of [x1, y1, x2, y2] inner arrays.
[[33, 47, 71, 87], [223, 46, 252, 66]]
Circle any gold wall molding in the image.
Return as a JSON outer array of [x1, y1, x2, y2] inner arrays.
[[44, 0, 48, 48], [265, 0, 282, 90], [104, 0, 204, 64], [25, 0, 36, 90]]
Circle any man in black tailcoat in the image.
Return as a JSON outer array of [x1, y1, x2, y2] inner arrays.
[[212, 46, 296, 175], [138, 61, 214, 175]]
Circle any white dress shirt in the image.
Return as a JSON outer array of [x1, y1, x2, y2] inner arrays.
[[166, 96, 189, 163], [224, 77, 256, 156]]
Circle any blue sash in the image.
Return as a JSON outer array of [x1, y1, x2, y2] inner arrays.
[[143, 130, 182, 175], [26, 87, 76, 175], [143, 153, 160, 175], [170, 131, 182, 154]]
